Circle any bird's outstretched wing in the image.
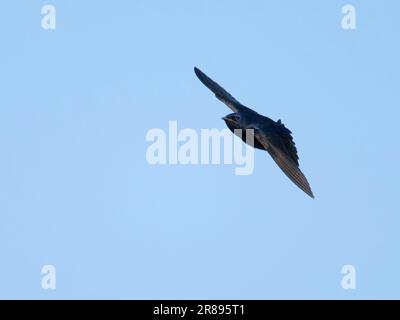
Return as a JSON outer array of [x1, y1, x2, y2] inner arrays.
[[194, 67, 247, 113], [254, 128, 314, 198]]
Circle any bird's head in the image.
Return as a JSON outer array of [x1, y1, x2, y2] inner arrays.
[[222, 113, 241, 126]]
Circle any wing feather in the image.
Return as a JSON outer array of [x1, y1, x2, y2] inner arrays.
[[254, 130, 314, 198], [194, 67, 246, 112]]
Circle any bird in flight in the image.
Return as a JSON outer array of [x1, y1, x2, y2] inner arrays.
[[194, 67, 314, 198]]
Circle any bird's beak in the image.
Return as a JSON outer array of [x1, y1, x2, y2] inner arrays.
[[222, 116, 236, 124]]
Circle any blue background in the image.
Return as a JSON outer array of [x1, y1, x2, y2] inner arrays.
[[0, 0, 399, 299]]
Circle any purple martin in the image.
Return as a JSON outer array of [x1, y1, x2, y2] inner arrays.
[[194, 67, 314, 198]]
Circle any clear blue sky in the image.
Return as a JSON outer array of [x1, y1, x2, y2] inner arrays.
[[1, 0, 399, 299]]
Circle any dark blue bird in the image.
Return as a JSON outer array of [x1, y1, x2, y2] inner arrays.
[[194, 67, 314, 198]]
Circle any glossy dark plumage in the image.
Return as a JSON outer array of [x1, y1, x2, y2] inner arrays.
[[194, 67, 314, 198]]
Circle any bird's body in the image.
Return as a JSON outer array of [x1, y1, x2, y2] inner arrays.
[[194, 67, 314, 198]]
